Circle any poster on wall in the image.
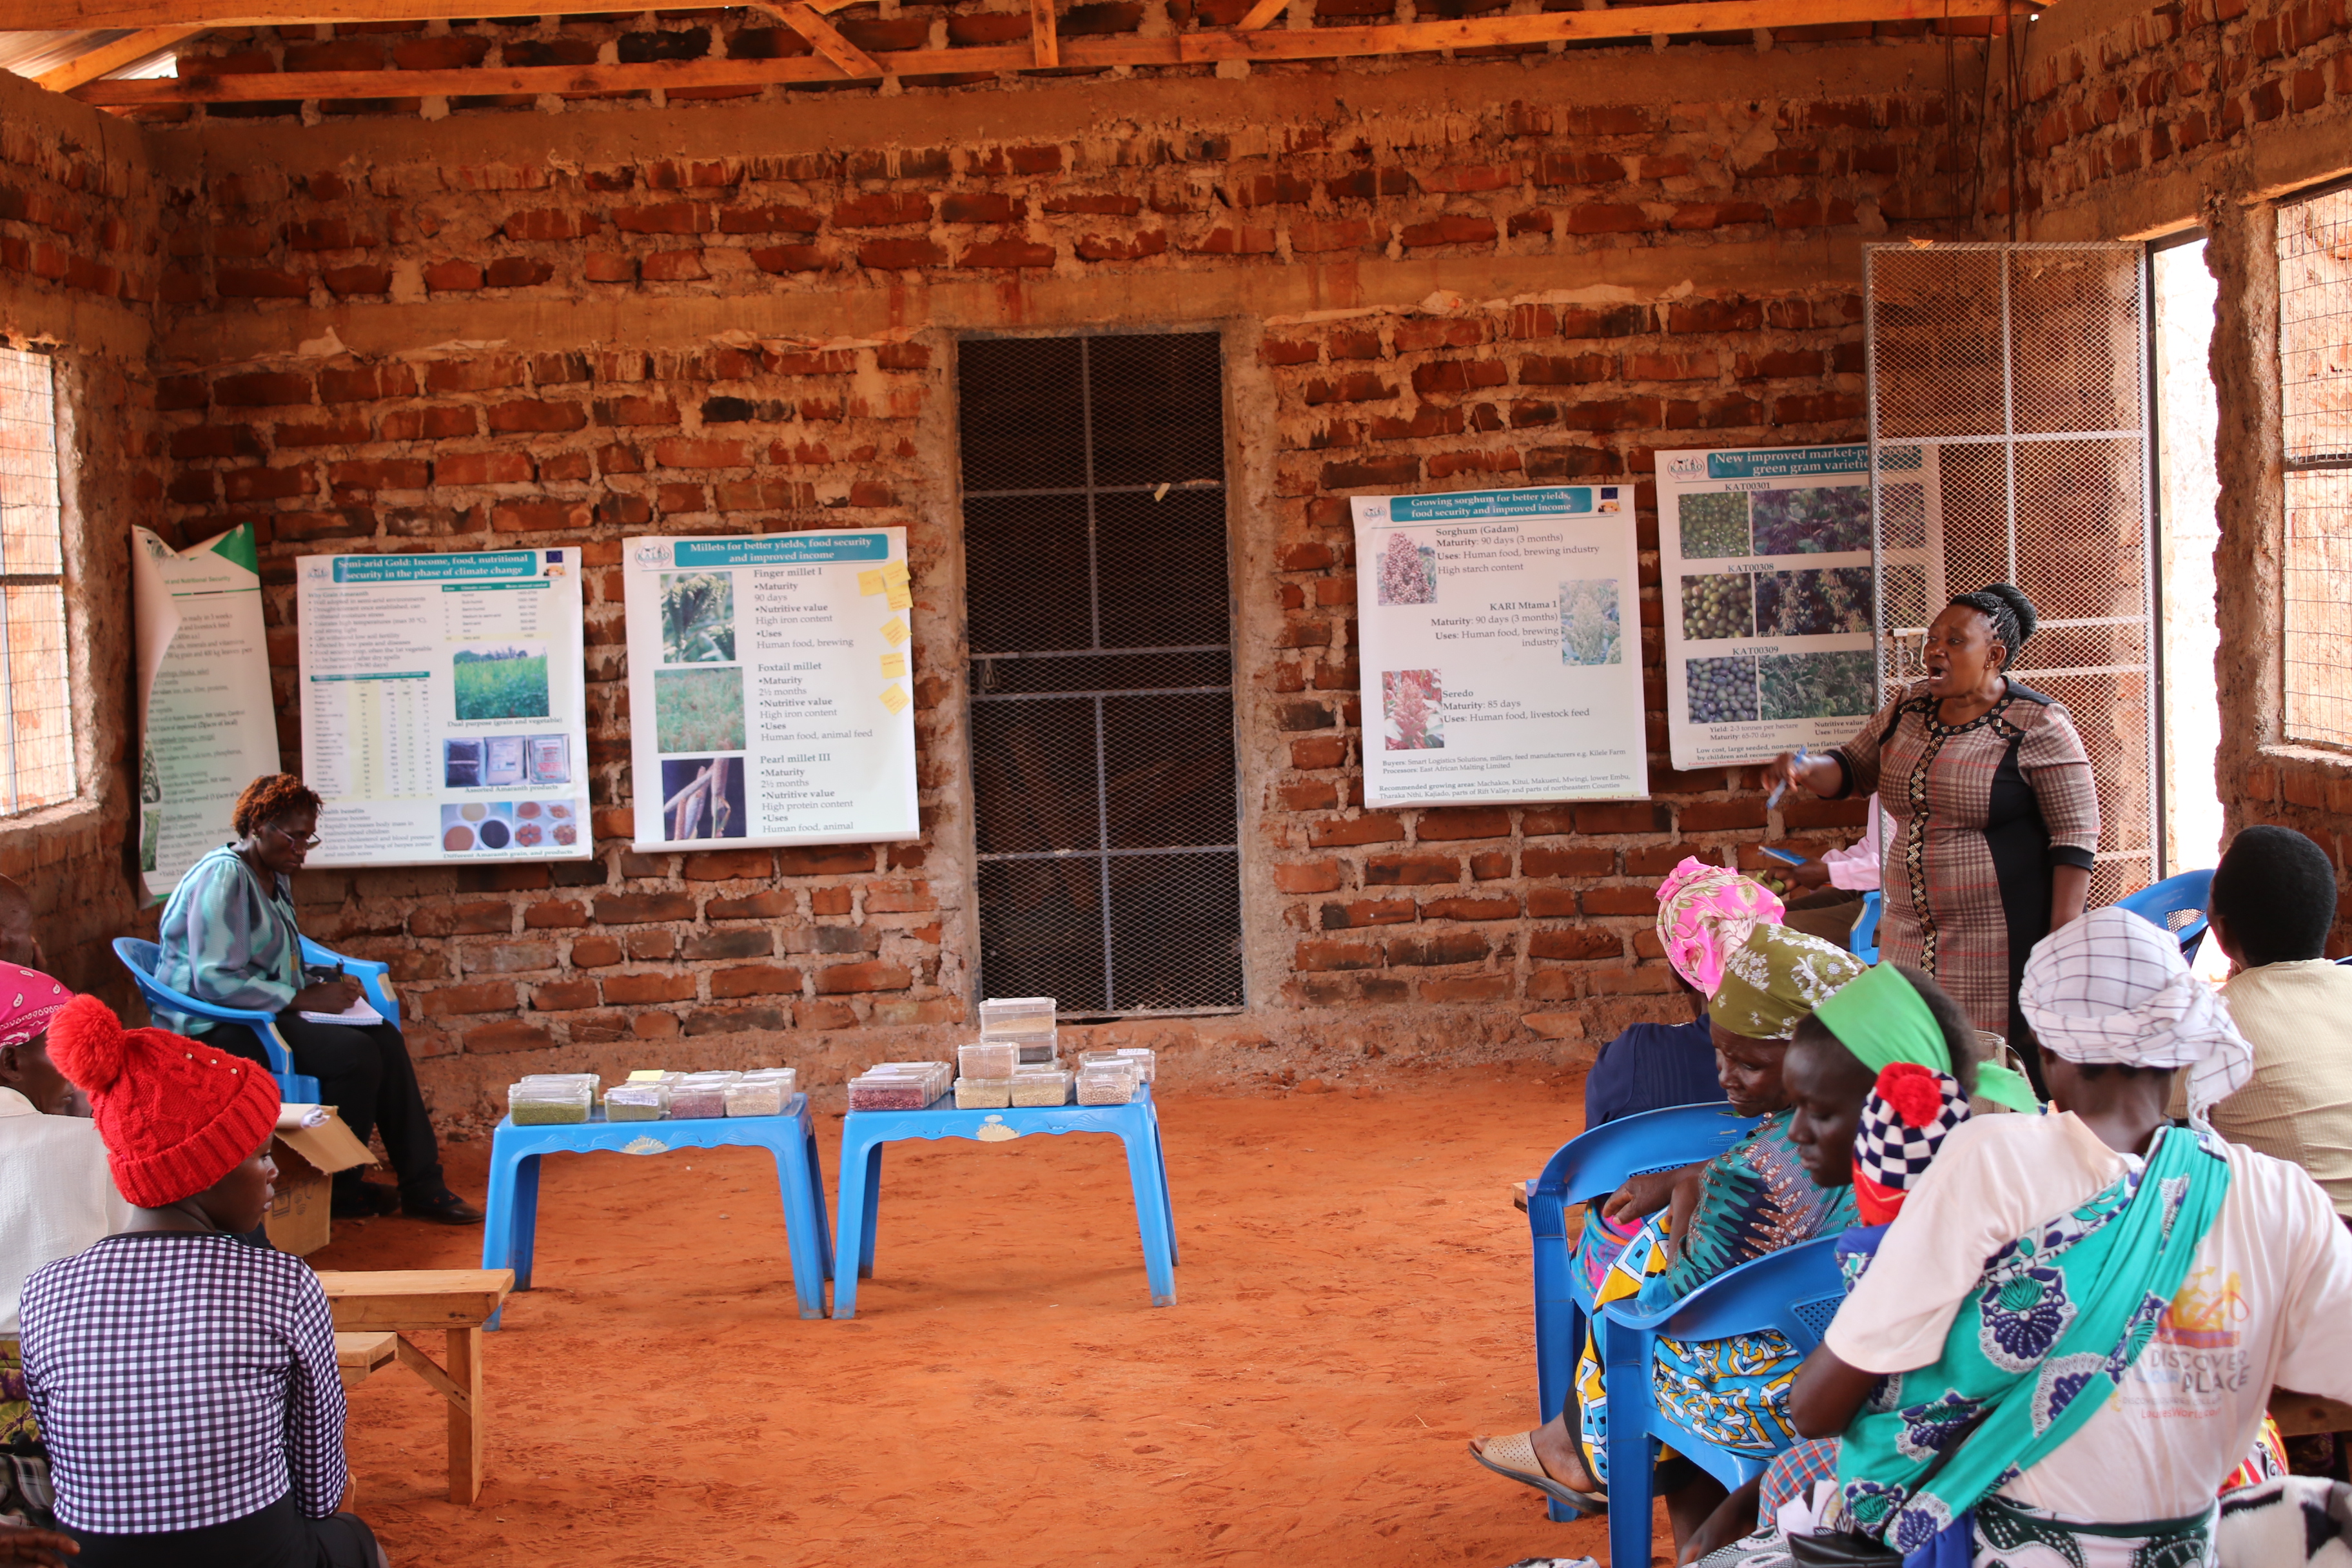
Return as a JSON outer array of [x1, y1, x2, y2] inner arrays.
[[1657, 444, 1943, 772], [132, 524, 282, 900], [1350, 486, 1647, 808], [294, 549, 592, 867], [622, 529, 919, 852]]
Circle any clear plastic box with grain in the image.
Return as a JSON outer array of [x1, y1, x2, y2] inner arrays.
[[958, 1042, 1018, 1080], [979, 997, 1055, 1034], [954, 1077, 1012, 1109], [847, 1071, 939, 1112], [1009, 1070, 1070, 1107], [507, 1081, 592, 1125], [669, 1081, 729, 1119], [1075, 1063, 1139, 1106], [724, 1078, 792, 1117], [1078, 1050, 1158, 1084], [603, 1082, 670, 1121]]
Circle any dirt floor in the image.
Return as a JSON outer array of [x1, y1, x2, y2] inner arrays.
[[315, 1062, 1647, 1567]]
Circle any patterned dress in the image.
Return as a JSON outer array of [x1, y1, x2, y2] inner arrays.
[[1830, 680, 2099, 1044]]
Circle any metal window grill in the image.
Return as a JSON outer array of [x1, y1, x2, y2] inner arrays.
[[959, 332, 1242, 1017], [0, 347, 74, 817], [1865, 243, 2158, 906], [2278, 187, 2352, 749]]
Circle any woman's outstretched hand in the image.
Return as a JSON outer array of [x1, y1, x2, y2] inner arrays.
[[1762, 751, 1838, 803]]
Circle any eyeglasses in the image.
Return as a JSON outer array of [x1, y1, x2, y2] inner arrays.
[[265, 823, 322, 849]]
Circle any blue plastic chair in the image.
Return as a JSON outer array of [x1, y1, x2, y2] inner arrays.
[[834, 1084, 1175, 1318], [113, 935, 400, 1105], [1525, 1102, 1761, 1521], [2115, 869, 2214, 963], [1600, 1232, 1848, 1567], [1851, 889, 1883, 964]]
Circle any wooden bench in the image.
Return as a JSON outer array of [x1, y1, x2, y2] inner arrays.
[[334, 1331, 398, 1391], [2271, 1388, 2352, 1438], [315, 1268, 514, 1505]]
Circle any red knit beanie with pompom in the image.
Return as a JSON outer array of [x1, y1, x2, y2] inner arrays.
[[46, 994, 279, 1208]]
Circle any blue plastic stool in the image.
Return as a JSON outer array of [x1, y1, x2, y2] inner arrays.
[[480, 1093, 834, 1326], [1525, 1103, 1760, 1522], [2116, 868, 2214, 963], [832, 1083, 1175, 1318], [1599, 1233, 1847, 1566], [114, 934, 405, 1106], [1850, 888, 1883, 964]]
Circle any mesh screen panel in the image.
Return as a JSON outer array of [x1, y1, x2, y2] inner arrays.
[[961, 332, 1242, 1016], [2277, 189, 2352, 746], [0, 348, 74, 816], [1866, 244, 2157, 898]]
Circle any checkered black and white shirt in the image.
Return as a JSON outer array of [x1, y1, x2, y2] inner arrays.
[[17, 1231, 347, 1534]]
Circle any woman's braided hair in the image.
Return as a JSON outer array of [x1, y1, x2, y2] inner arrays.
[[1946, 583, 2037, 671], [232, 773, 322, 839]]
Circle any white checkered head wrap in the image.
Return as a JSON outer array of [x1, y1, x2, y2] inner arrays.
[[1855, 1063, 1970, 1216], [2018, 905, 2253, 1127]]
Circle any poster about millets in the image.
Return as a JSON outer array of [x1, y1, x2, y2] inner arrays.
[[622, 529, 919, 852], [1350, 486, 1647, 808], [1656, 444, 1943, 771], [295, 549, 593, 867]]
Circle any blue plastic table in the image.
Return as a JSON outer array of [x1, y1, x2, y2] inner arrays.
[[832, 1084, 1176, 1318], [480, 1093, 834, 1327]]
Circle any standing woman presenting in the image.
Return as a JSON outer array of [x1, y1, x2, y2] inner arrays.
[[1764, 585, 2099, 1062]]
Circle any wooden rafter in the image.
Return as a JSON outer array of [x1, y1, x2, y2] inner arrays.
[[65, 0, 2025, 101], [1032, 0, 1059, 68], [32, 25, 204, 90], [759, 0, 883, 77], [1235, 0, 1292, 30]]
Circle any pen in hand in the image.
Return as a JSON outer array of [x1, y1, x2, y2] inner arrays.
[[1767, 745, 1810, 810]]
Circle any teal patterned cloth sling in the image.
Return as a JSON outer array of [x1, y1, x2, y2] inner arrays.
[[1835, 1125, 2231, 1558]]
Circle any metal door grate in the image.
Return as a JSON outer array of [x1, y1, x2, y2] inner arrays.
[[1865, 244, 2158, 905], [959, 333, 1242, 1016], [2277, 186, 2352, 749]]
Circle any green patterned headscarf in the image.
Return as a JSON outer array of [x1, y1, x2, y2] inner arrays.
[[1709, 924, 1866, 1041]]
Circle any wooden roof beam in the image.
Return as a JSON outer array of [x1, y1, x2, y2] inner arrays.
[[754, 0, 882, 77], [32, 24, 202, 90], [1032, 0, 1059, 67]]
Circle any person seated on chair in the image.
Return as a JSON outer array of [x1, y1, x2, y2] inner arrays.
[[152, 773, 478, 1226], [1582, 857, 1769, 1133], [20, 996, 388, 1568], [1471, 924, 1871, 1548], [2183, 825, 2352, 1225], [1777, 794, 1885, 953], [0, 966, 131, 1537], [1784, 907, 2352, 1567]]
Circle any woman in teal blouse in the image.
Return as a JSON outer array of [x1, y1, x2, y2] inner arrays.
[[155, 774, 478, 1225]]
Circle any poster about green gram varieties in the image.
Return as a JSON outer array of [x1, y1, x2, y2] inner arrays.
[[1656, 444, 1943, 772]]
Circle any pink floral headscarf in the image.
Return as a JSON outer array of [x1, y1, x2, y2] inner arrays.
[[1654, 857, 1785, 997], [0, 962, 71, 1051]]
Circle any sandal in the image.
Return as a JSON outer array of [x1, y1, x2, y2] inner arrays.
[[1469, 1430, 1608, 1516], [402, 1188, 485, 1226]]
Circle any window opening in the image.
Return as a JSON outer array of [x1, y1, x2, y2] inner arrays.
[[2278, 185, 2352, 749], [0, 346, 75, 816], [959, 333, 1242, 1016], [2151, 236, 2223, 874]]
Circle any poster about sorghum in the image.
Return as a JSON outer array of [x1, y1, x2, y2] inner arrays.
[[1656, 444, 1944, 772], [1349, 486, 1647, 808]]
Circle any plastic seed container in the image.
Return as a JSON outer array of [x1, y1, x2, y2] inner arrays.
[[1117, 1048, 1157, 1084], [507, 1081, 592, 1125], [604, 1082, 671, 1121], [1076, 1063, 1139, 1106], [958, 1042, 1018, 1080], [1077, 1049, 1156, 1084], [848, 1068, 945, 1112], [1008, 1070, 1071, 1108], [724, 1079, 791, 1117], [979, 997, 1055, 1035], [954, 1077, 1013, 1109], [669, 1082, 729, 1119]]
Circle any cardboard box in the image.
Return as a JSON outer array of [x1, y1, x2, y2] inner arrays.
[[266, 1108, 377, 1257]]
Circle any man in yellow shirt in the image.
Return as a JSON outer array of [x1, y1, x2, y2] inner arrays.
[[2201, 825, 2352, 1224]]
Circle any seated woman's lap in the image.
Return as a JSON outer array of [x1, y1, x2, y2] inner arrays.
[[67, 1494, 380, 1568]]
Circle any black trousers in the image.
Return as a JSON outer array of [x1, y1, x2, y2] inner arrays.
[[67, 1494, 380, 1568], [208, 1015, 444, 1198]]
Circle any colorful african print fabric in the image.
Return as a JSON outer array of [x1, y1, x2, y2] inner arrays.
[[1834, 1126, 2231, 1559], [0, 1340, 32, 1448], [1658, 858, 1786, 998]]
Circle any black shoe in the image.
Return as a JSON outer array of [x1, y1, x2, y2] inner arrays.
[[402, 1188, 484, 1225], [331, 1181, 401, 1219]]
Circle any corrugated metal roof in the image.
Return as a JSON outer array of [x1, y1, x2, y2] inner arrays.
[[0, 29, 193, 85]]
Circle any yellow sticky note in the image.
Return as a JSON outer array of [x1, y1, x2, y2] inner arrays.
[[885, 584, 912, 611], [857, 568, 885, 596], [881, 617, 908, 646], [627, 1069, 667, 1083], [881, 559, 910, 587], [879, 652, 907, 678], [879, 684, 910, 714]]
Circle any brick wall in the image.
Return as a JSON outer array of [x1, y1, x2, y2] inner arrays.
[[0, 74, 162, 1008]]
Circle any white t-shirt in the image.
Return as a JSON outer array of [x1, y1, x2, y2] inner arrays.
[[0, 1086, 133, 1337], [1827, 1110, 2352, 1523]]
